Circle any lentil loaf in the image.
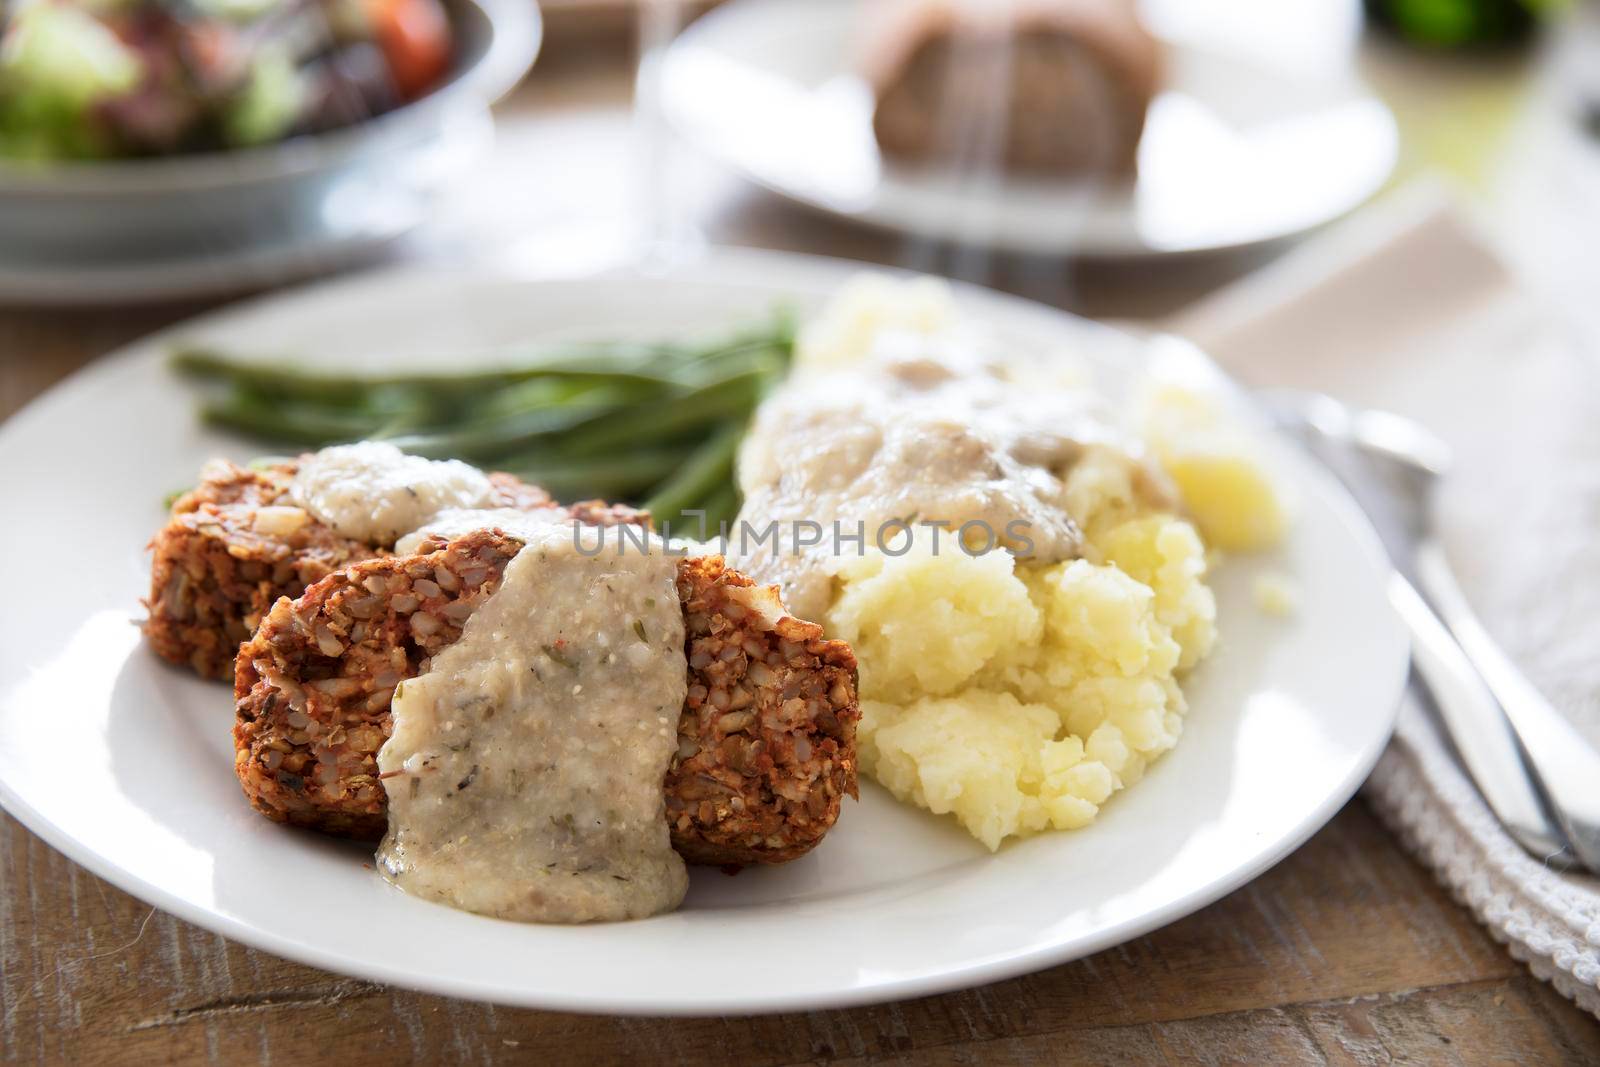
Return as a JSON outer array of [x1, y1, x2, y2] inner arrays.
[[233, 529, 860, 866], [144, 458, 638, 681]]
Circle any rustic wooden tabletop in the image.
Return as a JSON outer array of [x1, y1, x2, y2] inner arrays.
[[2, 14, 1599, 1066]]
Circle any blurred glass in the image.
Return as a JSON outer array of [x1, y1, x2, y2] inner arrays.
[[634, 0, 699, 263]]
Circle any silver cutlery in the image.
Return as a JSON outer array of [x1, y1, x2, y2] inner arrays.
[[1261, 390, 1600, 873]]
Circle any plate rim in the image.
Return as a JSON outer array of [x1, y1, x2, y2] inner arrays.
[[0, 247, 1408, 1014]]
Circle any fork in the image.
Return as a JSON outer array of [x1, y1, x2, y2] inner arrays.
[[1261, 390, 1600, 873]]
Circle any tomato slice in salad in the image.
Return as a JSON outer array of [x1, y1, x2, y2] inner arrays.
[[365, 0, 453, 100]]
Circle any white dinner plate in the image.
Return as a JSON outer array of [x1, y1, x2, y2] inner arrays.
[[0, 249, 1406, 1014], [662, 0, 1399, 257]]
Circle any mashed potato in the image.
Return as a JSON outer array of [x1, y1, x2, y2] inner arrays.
[[830, 512, 1213, 850], [788, 275, 1283, 850], [1252, 571, 1300, 617], [796, 274, 957, 372], [1137, 382, 1287, 553]]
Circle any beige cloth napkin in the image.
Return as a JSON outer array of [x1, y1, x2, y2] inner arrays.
[[1170, 182, 1600, 1017]]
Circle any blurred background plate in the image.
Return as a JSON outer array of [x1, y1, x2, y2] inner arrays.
[[0, 0, 539, 305], [662, 0, 1400, 258]]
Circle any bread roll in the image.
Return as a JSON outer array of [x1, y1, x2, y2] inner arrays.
[[866, 0, 1161, 176]]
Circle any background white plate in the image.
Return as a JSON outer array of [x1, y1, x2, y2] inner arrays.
[[662, 0, 1399, 257], [0, 250, 1406, 1014]]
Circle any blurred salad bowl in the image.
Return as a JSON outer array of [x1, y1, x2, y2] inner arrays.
[[0, 0, 540, 302]]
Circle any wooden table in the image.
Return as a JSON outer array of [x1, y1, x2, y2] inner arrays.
[[4, 27, 1600, 1067]]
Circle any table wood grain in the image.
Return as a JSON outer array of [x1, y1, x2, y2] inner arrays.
[[3, 27, 1599, 1067]]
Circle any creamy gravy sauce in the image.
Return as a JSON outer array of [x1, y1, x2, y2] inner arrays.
[[290, 441, 496, 544], [377, 522, 689, 923], [394, 506, 569, 555], [736, 337, 1141, 622]]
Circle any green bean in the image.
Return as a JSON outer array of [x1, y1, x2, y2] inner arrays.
[[381, 386, 636, 461], [169, 335, 778, 405], [657, 482, 741, 542], [668, 335, 791, 382], [643, 422, 743, 534], [176, 346, 666, 393], [559, 364, 776, 457], [173, 316, 794, 512], [199, 396, 386, 445], [698, 483, 741, 533], [497, 446, 694, 500], [478, 377, 640, 418]]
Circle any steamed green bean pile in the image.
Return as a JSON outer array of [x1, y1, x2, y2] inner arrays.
[[169, 319, 794, 535]]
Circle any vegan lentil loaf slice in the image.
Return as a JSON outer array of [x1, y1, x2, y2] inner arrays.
[[144, 457, 639, 681], [233, 528, 860, 866]]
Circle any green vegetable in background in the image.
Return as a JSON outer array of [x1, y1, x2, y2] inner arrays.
[[170, 316, 797, 534], [1364, 0, 1571, 49], [0, 0, 458, 162], [225, 47, 307, 147], [643, 422, 746, 538], [0, 2, 143, 159]]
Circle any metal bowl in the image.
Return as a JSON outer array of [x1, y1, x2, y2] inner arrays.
[[0, 0, 541, 303]]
